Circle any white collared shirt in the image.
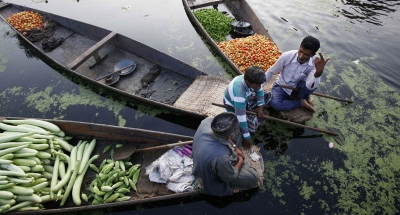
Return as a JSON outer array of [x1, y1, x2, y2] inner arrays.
[[264, 50, 321, 94]]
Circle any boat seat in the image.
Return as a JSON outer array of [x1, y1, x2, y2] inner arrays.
[[188, 0, 235, 9], [67, 31, 118, 70]]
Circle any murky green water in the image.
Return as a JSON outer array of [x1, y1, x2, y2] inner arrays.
[[1, 0, 400, 214]]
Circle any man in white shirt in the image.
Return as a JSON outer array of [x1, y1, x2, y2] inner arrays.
[[264, 36, 330, 112]]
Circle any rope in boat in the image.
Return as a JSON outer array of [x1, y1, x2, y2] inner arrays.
[[23, 18, 59, 42], [42, 31, 75, 52], [22, 18, 74, 52], [42, 37, 64, 52]]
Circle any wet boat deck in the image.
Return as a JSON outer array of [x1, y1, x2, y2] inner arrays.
[[187, 0, 235, 9], [0, 5, 193, 105]]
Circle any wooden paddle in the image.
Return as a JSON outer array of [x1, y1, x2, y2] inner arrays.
[[279, 84, 353, 103], [95, 64, 134, 81], [212, 103, 339, 136], [113, 140, 193, 161]]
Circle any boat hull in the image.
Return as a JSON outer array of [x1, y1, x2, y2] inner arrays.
[[0, 116, 197, 214], [0, 3, 209, 119], [183, 0, 278, 76]]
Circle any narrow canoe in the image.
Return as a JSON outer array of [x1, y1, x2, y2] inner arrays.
[[183, 0, 278, 76], [0, 116, 198, 214], [0, 117, 265, 214], [183, 0, 317, 122], [0, 3, 213, 119]]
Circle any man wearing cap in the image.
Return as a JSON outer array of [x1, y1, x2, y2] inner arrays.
[[192, 112, 260, 196]]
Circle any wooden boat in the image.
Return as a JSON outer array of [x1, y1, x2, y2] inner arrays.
[[183, 0, 278, 76], [0, 116, 198, 214], [0, 3, 223, 119], [0, 116, 265, 214], [183, 0, 320, 123]]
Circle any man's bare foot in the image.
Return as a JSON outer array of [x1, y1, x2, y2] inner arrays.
[[301, 99, 316, 112]]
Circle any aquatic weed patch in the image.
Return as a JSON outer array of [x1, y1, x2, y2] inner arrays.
[[257, 56, 400, 214], [313, 57, 400, 214]]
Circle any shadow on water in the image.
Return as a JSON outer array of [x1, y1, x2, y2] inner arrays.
[[54, 189, 260, 215], [339, 0, 400, 25], [261, 133, 325, 157]]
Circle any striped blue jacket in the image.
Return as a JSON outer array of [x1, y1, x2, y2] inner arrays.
[[223, 75, 264, 140]]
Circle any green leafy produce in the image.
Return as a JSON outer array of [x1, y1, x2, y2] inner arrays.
[[87, 159, 140, 205], [194, 8, 235, 41], [103, 145, 111, 153]]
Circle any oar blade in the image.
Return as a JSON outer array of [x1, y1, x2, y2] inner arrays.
[[113, 144, 137, 161]]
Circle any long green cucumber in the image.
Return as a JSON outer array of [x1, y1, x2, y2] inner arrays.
[[0, 142, 32, 150], [0, 132, 33, 144], [5, 185, 34, 195], [2, 119, 61, 133], [0, 170, 27, 177], [0, 190, 14, 199], [15, 194, 42, 203], [0, 123, 49, 135]]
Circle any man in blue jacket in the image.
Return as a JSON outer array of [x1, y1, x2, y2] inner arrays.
[[192, 112, 259, 196]]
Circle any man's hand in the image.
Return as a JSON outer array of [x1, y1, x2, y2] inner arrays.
[[242, 139, 252, 150], [234, 147, 245, 160], [233, 155, 244, 171], [314, 53, 330, 78], [255, 105, 264, 118]]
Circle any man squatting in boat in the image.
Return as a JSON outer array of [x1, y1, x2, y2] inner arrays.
[[223, 66, 271, 150], [191, 36, 330, 196], [192, 112, 260, 196], [223, 36, 331, 150], [264, 35, 331, 113]]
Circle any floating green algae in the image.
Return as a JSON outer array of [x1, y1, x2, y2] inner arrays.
[[299, 181, 316, 200], [314, 58, 400, 214], [256, 54, 400, 214], [0, 75, 173, 127]]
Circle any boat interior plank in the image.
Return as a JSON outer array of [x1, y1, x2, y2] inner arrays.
[[134, 149, 174, 196], [0, 2, 8, 9], [0, 2, 210, 119], [67, 31, 118, 70], [188, 0, 236, 9]]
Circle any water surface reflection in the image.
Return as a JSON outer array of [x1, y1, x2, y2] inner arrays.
[[340, 0, 400, 25], [1, 0, 400, 214]]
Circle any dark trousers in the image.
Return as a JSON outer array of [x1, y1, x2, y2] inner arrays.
[[270, 81, 315, 111]]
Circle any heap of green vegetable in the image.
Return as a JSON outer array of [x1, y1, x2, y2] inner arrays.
[[194, 8, 235, 41], [0, 119, 98, 213], [87, 147, 141, 205]]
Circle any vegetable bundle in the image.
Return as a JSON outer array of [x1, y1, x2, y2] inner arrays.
[[6, 11, 44, 32], [0, 119, 97, 213], [194, 8, 235, 41], [217, 34, 281, 73], [87, 156, 141, 205], [173, 144, 192, 157]]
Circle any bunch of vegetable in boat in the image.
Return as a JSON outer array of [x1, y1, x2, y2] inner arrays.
[[217, 34, 281, 73], [185, 1, 281, 74], [193, 8, 234, 41], [86, 145, 141, 205], [6, 11, 43, 32], [0, 119, 97, 213], [173, 143, 193, 157]]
